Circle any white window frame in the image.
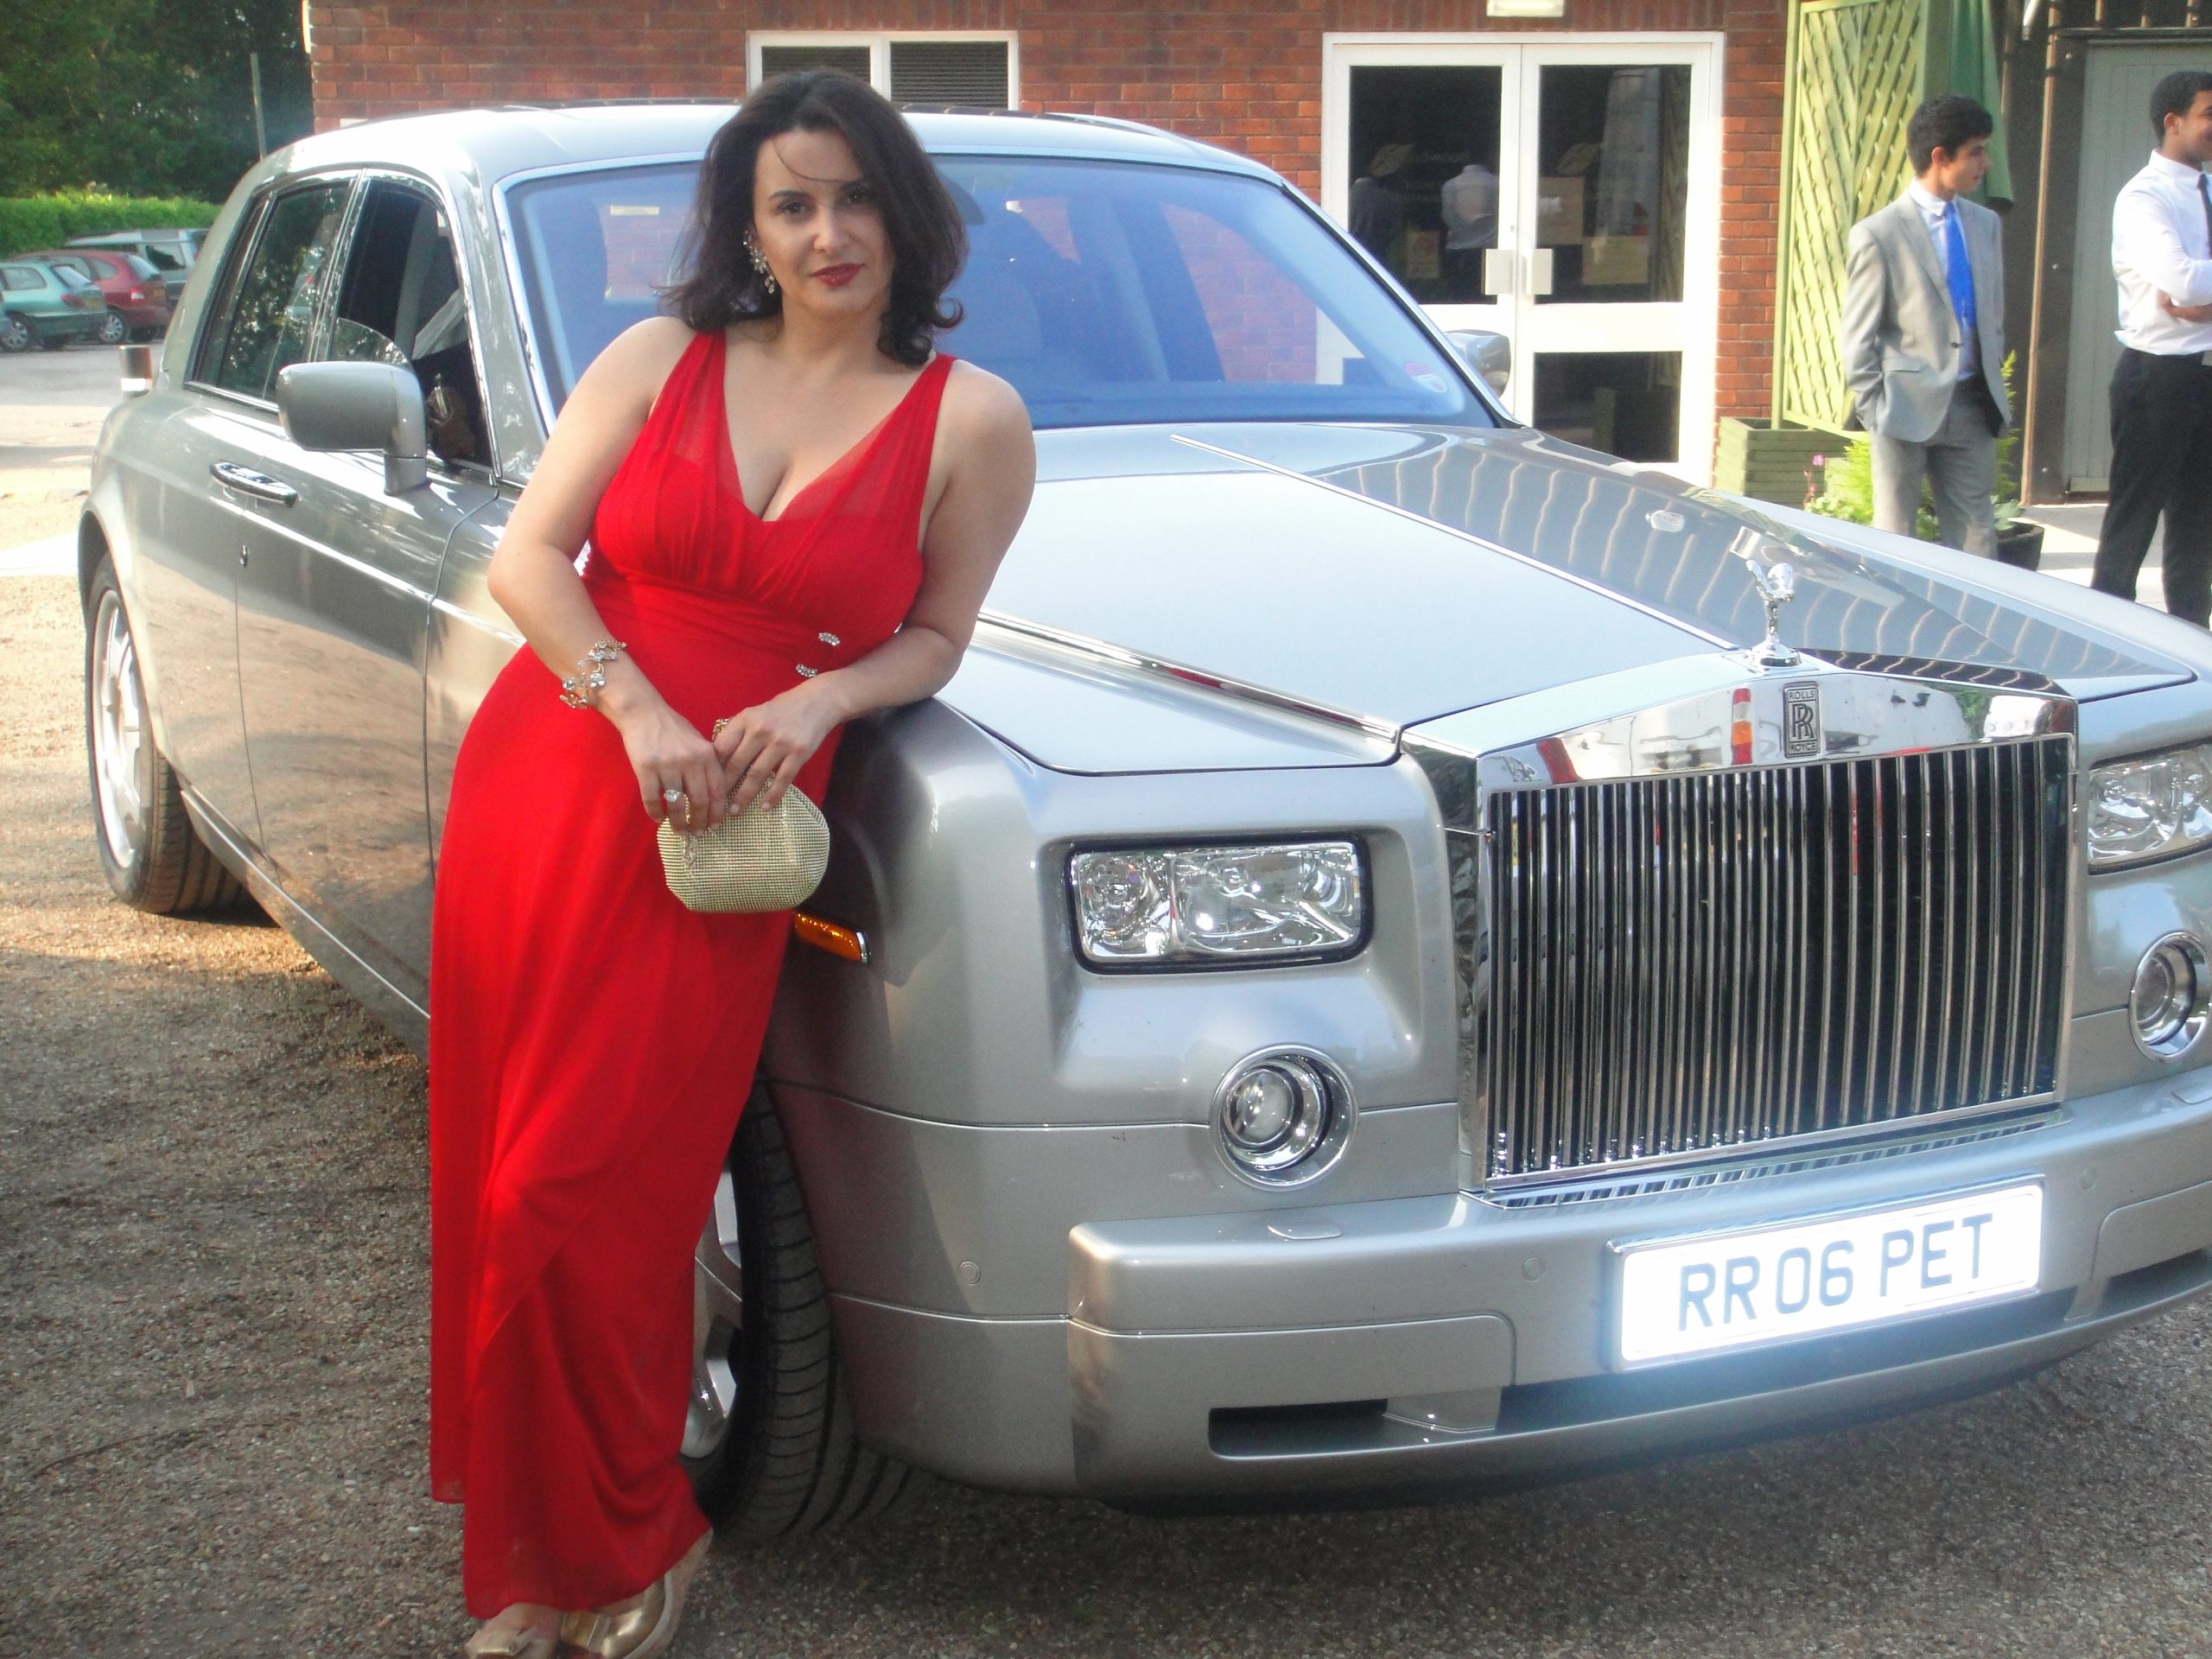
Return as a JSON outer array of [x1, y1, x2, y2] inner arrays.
[[1322, 31, 1725, 486], [746, 31, 1021, 105]]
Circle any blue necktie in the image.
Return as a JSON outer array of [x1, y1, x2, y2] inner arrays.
[[1942, 202, 1977, 362]]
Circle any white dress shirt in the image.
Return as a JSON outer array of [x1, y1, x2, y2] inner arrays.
[[1904, 180, 1980, 383], [1440, 163, 1498, 251], [2112, 149, 2212, 358]]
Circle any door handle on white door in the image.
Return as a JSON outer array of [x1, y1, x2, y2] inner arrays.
[[1529, 248, 1555, 298], [1482, 248, 1516, 296]]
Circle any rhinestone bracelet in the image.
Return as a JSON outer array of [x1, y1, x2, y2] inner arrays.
[[558, 637, 627, 709]]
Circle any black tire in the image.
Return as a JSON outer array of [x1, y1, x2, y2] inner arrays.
[[97, 312, 127, 345], [683, 1082, 924, 1535], [0, 313, 33, 353], [83, 558, 245, 913]]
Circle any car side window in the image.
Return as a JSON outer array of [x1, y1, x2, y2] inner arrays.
[[200, 181, 352, 402], [1, 268, 36, 292], [325, 180, 491, 470], [143, 243, 187, 274]]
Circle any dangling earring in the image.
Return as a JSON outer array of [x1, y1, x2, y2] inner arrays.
[[745, 234, 779, 296]]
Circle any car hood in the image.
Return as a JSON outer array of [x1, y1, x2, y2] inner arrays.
[[943, 422, 2192, 771]]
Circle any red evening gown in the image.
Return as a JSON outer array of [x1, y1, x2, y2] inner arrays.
[[428, 327, 950, 1615]]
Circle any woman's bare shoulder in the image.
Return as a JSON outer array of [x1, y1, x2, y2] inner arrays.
[[938, 357, 1031, 442], [570, 315, 705, 422]]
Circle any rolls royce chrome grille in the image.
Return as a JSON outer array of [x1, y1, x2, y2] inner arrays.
[[1479, 735, 2073, 1183]]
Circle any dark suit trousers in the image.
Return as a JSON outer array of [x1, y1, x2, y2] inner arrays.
[[2093, 347, 2212, 626]]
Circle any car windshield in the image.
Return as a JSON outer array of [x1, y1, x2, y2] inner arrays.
[[505, 155, 1489, 429], [52, 265, 92, 289], [124, 254, 161, 280]]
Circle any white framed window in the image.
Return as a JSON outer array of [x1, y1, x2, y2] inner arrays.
[[747, 32, 1019, 109]]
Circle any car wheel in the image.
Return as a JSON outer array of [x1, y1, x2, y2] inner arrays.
[[84, 560, 245, 912], [0, 313, 33, 353], [97, 313, 127, 345], [682, 1080, 923, 1535]]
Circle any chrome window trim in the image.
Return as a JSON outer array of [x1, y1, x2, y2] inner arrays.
[[492, 149, 718, 454], [325, 165, 505, 480], [186, 169, 362, 403]]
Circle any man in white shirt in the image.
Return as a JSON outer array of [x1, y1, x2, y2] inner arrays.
[[2092, 70, 2212, 626], [1440, 159, 1500, 303], [1839, 96, 2010, 557]]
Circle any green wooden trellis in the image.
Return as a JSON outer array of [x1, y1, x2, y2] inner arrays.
[[1772, 0, 1932, 430]]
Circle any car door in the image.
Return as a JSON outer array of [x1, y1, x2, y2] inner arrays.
[[232, 173, 500, 1007], [130, 177, 353, 850]]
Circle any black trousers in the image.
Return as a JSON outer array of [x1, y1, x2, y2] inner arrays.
[[2092, 346, 2212, 626]]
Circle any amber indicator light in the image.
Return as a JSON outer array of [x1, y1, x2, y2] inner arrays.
[[793, 910, 868, 963]]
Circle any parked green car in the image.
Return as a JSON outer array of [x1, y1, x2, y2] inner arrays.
[[0, 260, 110, 351]]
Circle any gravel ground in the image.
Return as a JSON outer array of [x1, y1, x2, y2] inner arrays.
[[10, 570, 2212, 1659], [0, 341, 140, 550]]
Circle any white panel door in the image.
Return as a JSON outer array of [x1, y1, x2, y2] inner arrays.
[[1324, 34, 1722, 483]]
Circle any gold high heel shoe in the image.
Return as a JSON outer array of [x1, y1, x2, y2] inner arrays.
[[461, 1615, 560, 1658], [558, 1534, 710, 1659]]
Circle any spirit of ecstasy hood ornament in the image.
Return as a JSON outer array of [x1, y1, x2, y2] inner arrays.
[[1729, 527, 1804, 669]]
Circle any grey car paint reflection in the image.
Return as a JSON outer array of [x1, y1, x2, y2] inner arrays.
[[81, 104, 2212, 1504]]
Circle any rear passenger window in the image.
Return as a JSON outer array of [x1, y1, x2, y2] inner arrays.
[[324, 180, 491, 469], [201, 181, 351, 401], [1, 268, 36, 291]]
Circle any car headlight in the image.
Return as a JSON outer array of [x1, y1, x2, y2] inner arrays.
[[2087, 743, 2212, 868], [1069, 840, 1366, 966]]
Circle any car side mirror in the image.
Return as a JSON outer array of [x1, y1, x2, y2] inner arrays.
[[274, 361, 429, 493], [1446, 329, 1512, 396]]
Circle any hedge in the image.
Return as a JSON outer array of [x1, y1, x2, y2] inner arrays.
[[0, 193, 223, 260]]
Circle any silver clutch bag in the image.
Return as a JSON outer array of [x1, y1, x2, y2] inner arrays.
[[655, 718, 831, 913]]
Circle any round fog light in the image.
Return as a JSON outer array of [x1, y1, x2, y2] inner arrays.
[[2131, 932, 2210, 1058], [1214, 1047, 1355, 1186]]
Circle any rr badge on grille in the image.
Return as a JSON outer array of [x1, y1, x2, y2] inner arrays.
[[1782, 682, 1822, 759]]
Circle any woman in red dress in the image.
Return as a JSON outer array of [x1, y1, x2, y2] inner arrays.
[[427, 72, 1034, 1657]]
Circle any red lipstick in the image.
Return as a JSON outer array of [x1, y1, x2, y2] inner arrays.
[[813, 264, 861, 288]]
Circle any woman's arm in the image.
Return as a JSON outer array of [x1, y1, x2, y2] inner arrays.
[[715, 362, 1036, 813], [486, 316, 735, 826]]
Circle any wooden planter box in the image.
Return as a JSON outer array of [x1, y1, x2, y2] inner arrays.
[[1715, 417, 1843, 508]]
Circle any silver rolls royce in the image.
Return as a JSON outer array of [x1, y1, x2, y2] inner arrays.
[[79, 103, 2212, 1529]]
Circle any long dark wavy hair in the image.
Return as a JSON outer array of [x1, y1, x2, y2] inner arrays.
[[662, 71, 966, 367]]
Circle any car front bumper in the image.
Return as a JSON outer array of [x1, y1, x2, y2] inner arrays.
[[809, 1057, 2212, 1503]]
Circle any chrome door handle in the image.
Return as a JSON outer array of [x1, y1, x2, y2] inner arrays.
[[210, 461, 298, 506]]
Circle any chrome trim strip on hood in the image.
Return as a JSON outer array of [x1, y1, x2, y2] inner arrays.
[[972, 611, 1402, 742]]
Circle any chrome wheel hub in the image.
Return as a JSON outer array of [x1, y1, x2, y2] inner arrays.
[[683, 1164, 742, 1460], [91, 591, 151, 869]]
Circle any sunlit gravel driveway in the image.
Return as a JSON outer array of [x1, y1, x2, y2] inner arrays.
[[6, 570, 2212, 1657]]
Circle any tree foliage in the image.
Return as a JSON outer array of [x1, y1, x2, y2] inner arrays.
[[0, 0, 314, 204]]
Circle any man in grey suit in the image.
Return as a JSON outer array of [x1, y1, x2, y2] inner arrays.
[[1839, 95, 2011, 556]]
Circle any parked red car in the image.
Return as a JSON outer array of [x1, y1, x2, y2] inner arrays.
[[20, 249, 172, 342]]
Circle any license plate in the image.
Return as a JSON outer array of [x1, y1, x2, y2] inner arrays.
[[1613, 1183, 2043, 1367]]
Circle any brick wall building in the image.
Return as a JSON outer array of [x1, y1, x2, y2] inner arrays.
[[307, 1, 1786, 481]]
